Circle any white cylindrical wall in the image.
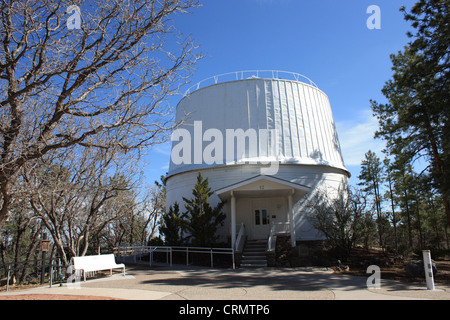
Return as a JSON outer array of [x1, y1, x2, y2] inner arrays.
[[169, 78, 346, 176]]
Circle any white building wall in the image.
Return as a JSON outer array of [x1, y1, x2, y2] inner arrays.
[[166, 164, 348, 242]]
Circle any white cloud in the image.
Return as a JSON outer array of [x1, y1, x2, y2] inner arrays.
[[152, 142, 172, 157], [336, 109, 385, 167]]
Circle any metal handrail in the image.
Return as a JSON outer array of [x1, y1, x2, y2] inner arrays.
[[115, 245, 233, 255], [184, 70, 319, 96], [115, 245, 236, 269], [235, 223, 245, 253], [267, 226, 275, 252], [1, 259, 69, 291], [272, 221, 290, 233], [267, 221, 290, 252]]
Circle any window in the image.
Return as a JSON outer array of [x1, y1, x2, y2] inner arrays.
[[255, 210, 260, 225], [262, 209, 268, 225], [255, 209, 269, 226]]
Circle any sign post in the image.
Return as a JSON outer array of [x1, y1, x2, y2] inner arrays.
[[40, 233, 50, 285], [422, 250, 435, 291]]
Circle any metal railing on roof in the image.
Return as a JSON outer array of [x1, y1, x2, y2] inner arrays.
[[184, 70, 319, 96]]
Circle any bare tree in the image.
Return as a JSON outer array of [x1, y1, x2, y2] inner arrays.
[[24, 146, 138, 265], [0, 0, 201, 229], [140, 179, 166, 244], [100, 179, 166, 247], [307, 187, 369, 258]]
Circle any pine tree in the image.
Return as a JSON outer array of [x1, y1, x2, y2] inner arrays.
[[358, 150, 385, 248], [159, 202, 184, 246], [371, 0, 450, 226], [182, 172, 225, 247], [383, 157, 399, 252], [391, 156, 415, 247]]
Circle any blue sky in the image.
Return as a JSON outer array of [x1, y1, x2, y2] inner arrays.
[[143, 0, 417, 187]]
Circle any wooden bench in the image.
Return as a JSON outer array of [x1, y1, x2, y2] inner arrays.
[[71, 254, 125, 282]]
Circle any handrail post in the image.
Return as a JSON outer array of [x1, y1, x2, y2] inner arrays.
[[210, 248, 213, 268], [232, 248, 235, 270], [150, 247, 153, 267], [6, 264, 10, 292], [49, 260, 54, 288]]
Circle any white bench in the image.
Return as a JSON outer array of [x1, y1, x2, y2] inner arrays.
[[71, 254, 125, 282]]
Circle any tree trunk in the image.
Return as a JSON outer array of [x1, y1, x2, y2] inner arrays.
[[388, 174, 399, 252], [403, 187, 413, 247], [444, 199, 450, 229], [426, 127, 450, 228], [0, 180, 11, 230]]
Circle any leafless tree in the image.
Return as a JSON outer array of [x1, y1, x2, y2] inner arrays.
[[95, 170, 144, 248], [97, 180, 165, 248], [24, 145, 140, 265], [140, 179, 166, 243], [0, 193, 42, 271], [307, 187, 369, 258], [0, 0, 201, 229]]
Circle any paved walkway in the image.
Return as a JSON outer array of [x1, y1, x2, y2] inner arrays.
[[1, 265, 449, 300]]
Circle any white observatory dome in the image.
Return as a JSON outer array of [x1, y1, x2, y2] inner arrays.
[[166, 71, 349, 254]]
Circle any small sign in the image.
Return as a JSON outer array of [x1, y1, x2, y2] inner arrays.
[[41, 240, 51, 252]]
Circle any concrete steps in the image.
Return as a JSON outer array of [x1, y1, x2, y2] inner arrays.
[[240, 240, 267, 267]]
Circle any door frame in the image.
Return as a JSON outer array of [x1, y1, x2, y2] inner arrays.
[[251, 199, 270, 240]]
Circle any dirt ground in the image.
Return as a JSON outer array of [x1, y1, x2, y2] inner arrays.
[[0, 270, 125, 300], [0, 294, 123, 300], [333, 247, 450, 284]]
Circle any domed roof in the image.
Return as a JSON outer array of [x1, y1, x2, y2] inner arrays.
[[169, 71, 348, 177]]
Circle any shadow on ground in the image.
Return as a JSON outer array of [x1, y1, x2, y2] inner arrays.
[[134, 266, 368, 292]]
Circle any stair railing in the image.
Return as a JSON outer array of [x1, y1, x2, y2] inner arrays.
[[267, 221, 290, 252], [235, 223, 245, 253], [267, 222, 275, 252]]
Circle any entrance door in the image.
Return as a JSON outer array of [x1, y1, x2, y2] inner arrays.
[[253, 204, 270, 240]]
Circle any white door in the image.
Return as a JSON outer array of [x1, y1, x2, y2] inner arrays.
[[252, 203, 270, 240]]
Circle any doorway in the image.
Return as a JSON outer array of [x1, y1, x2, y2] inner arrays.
[[252, 200, 270, 240]]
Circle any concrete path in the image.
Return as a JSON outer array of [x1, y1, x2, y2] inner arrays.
[[1, 265, 449, 300]]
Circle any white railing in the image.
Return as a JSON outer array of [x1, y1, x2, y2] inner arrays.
[[267, 227, 275, 252], [184, 70, 319, 96], [235, 223, 245, 253], [267, 221, 290, 252], [114, 245, 236, 269]]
